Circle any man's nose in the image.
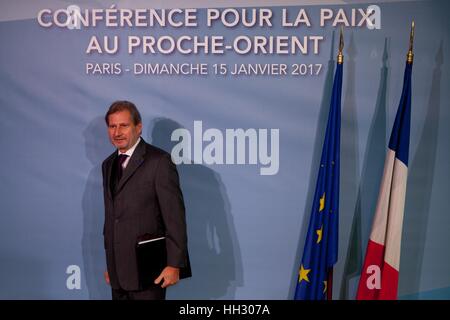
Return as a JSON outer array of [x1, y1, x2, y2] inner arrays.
[[114, 127, 122, 136]]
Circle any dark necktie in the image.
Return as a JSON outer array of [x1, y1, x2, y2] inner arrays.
[[117, 154, 128, 181]]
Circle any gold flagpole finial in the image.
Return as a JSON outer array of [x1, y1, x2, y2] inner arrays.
[[407, 21, 415, 64], [337, 26, 344, 64]]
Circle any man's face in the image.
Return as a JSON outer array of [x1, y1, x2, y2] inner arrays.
[[107, 110, 142, 152]]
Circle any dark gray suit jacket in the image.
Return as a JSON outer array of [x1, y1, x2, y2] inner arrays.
[[102, 138, 191, 291]]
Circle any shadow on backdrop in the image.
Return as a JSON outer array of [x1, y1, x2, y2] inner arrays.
[[339, 38, 389, 299], [289, 31, 336, 298], [82, 116, 112, 300], [148, 118, 243, 299], [400, 42, 443, 296], [337, 32, 360, 298]]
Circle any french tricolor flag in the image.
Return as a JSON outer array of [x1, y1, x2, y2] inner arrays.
[[356, 60, 413, 300]]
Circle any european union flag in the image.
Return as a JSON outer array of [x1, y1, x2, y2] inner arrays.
[[294, 52, 343, 300]]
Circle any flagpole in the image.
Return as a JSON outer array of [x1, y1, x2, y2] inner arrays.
[[337, 26, 344, 65], [407, 21, 415, 64]]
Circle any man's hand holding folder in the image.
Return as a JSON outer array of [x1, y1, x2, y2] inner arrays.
[[154, 266, 180, 288]]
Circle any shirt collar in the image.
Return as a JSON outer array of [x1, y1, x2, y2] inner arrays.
[[118, 137, 141, 158]]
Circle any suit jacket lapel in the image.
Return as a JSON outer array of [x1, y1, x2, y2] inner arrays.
[[105, 153, 117, 200], [116, 139, 146, 193]]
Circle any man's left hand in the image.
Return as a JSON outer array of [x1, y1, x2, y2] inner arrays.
[[154, 266, 180, 288]]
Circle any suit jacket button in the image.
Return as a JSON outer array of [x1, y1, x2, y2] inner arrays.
[[115, 219, 119, 223]]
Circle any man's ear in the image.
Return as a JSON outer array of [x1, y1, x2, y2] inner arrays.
[[137, 122, 143, 135]]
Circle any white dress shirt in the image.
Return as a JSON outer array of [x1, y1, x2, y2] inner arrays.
[[118, 137, 141, 169]]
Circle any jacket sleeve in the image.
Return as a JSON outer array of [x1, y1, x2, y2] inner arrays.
[[155, 153, 188, 268]]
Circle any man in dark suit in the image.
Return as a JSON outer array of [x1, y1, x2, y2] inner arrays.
[[102, 100, 191, 300]]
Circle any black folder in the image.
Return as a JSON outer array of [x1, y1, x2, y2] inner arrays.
[[135, 234, 167, 289]]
